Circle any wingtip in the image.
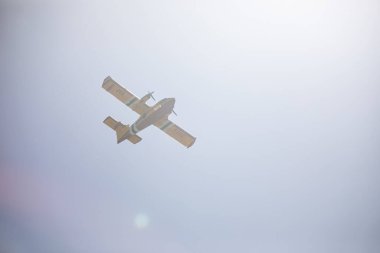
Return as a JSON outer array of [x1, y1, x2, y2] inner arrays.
[[187, 137, 196, 148], [102, 76, 113, 88]]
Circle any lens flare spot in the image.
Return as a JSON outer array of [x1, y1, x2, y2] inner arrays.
[[134, 213, 149, 229]]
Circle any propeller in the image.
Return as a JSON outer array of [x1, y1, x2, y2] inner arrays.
[[147, 91, 156, 101]]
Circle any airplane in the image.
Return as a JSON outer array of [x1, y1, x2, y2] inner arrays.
[[102, 76, 196, 148]]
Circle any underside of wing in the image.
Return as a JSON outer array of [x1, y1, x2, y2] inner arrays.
[[155, 118, 196, 148], [102, 76, 150, 115]]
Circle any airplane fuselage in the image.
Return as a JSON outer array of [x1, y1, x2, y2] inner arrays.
[[129, 98, 175, 135], [103, 76, 196, 147]]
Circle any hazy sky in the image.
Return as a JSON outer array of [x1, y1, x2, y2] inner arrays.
[[1, 0, 379, 252]]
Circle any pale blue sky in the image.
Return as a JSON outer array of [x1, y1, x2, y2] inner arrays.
[[1, 0, 379, 252]]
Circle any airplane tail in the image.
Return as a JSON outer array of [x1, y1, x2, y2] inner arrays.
[[103, 116, 142, 144]]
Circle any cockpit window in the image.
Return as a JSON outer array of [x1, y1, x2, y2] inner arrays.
[[153, 104, 162, 110]]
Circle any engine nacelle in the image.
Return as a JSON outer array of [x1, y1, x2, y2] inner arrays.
[[140, 92, 155, 103]]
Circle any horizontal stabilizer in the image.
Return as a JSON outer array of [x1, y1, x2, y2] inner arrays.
[[103, 116, 122, 130], [126, 134, 142, 144], [103, 116, 142, 144]]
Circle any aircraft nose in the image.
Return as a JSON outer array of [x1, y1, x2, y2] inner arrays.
[[166, 98, 175, 109]]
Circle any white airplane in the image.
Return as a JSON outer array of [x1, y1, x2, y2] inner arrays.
[[102, 76, 196, 148]]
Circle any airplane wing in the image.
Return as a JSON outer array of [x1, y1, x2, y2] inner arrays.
[[102, 76, 150, 115], [154, 118, 196, 148]]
